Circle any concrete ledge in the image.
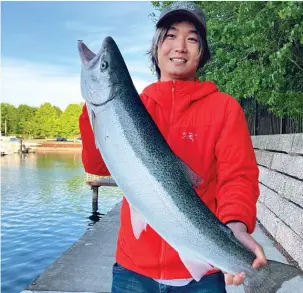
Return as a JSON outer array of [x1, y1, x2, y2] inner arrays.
[[258, 166, 303, 208], [24, 202, 122, 293], [257, 202, 281, 238], [259, 184, 303, 239], [283, 176, 303, 208], [256, 150, 303, 179], [252, 133, 303, 154], [258, 166, 286, 194], [271, 153, 303, 179], [276, 221, 303, 269], [254, 149, 274, 168], [292, 134, 303, 155]]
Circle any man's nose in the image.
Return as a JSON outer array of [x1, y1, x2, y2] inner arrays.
[[175, 38, 187, 53]]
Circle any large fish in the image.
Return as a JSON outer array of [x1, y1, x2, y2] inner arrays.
[[78, 36, 302, 293]]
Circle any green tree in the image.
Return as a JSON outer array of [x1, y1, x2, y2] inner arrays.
[[31, 103, 59, 138], [53, 106, 63, 118], [59, 104, 82, 138], [0, 103, 18, 135], [152, 1, 303, 117], [16, 104, 38, 136]]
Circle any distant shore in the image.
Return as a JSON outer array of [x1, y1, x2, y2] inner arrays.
[[33, 141, 82, 152]]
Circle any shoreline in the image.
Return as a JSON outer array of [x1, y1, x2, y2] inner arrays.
[[34, 142, 82, 152]]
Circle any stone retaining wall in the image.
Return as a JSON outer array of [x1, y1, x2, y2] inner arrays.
[[251, 134, 303, 268]]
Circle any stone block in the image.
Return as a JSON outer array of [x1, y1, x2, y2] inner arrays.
[[255, 150, 274, 168], [258, 166, 286, 194], [252, 134, 294, 153], [271, 153, 303, 180], [258, 183, 266, 203], [276, 221, 303, 269], [257, 202, 281, 238], [291, 133, 303, 155], [283, 177, 303, 208], [261, 184, 286, 218], [279, 201, 303, 239]]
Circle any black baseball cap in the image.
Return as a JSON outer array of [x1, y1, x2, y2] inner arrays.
[[156, 2, 210, 68]]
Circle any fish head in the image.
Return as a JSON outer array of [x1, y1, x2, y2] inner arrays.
[[78, 36, 133, 131], [78, 36, 131, 107]]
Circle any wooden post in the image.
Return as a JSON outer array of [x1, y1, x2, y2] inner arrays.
[[86, 174, 117, 214], [20, 139, 23, 153], [92, 186, 99, 212]]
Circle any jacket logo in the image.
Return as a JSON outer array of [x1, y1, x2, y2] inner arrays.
[[182, 132, 198, 142]]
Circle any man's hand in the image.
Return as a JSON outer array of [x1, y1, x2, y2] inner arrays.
[[224, 222, 267, 286]]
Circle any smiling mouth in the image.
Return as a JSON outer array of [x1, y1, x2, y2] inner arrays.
[[170, 58, 187, 64]]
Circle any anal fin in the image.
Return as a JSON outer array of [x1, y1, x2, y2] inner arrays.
[[129, 205, 147, 239], [179, 252, 213, 282]]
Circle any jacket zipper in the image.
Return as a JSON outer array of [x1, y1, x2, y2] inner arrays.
[[167, 81, 176, 140], [160, 81, 175, 279]]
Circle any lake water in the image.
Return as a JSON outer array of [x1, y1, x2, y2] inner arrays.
[[1, 152, 123, 293]]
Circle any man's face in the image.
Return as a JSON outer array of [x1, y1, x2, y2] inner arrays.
[[157, 21, 202, 81]]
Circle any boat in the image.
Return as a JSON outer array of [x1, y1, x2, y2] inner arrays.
[[0, 136, 26, 154]]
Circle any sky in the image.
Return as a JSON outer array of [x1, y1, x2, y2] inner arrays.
[[1, 1, 160, 111]]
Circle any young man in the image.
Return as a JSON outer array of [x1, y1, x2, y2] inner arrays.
[[79, 2, 266, 292]]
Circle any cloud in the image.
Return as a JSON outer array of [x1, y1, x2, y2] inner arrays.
[[1, 58, 83, 111], [64, 20, 113, 34], [1, 58, 155, 111]]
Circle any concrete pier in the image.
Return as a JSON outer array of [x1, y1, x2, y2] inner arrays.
[[20, 201, 302, 293]]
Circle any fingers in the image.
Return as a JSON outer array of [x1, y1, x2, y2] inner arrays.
[[224, 272, 246, 286], [252, 245, 267, 268], [223, 229, 267, 286]]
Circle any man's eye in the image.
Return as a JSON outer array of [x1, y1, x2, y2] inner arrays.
[[188, 37, 198, 42], [166, 34, 175, 38]]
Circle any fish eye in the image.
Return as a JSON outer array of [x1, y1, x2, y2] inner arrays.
[[100, 60, 108, 71]]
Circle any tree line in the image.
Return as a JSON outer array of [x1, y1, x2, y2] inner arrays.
[[152, 1, 303, 118], [2, 2, 302, 138], [1, 102, 84, 139]]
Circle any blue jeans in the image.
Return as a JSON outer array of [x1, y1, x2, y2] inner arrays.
[[111, 262, 227, 293]]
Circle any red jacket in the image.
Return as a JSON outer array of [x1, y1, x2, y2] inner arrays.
[[79, 79, 260, 279]]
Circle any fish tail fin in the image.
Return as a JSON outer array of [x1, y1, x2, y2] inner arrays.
[[243, 260, 302, 293]]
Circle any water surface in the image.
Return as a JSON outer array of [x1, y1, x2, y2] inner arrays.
[[1, 152, 122, 293]]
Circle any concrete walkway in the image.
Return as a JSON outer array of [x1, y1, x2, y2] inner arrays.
[[21, 201, 302, 293]]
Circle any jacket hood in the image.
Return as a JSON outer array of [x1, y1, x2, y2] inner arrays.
[[142, 79, 218, 111]]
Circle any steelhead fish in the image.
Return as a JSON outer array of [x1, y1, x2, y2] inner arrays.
[[77, 36, 302, 293]]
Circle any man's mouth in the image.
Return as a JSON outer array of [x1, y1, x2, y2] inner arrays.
[[170, 58, 187, 64]]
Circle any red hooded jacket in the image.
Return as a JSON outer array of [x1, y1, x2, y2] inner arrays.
[[79, 79, 260, 280]]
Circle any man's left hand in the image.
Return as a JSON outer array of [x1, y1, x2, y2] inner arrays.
[[224, 222, 267, 286]]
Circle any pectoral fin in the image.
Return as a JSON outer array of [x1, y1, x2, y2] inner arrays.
[[179, 252, 213, 282], [179, 160, 203, 188], [129, 205, 147, 239]]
